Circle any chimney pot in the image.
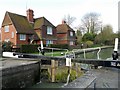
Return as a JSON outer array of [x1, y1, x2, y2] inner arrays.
[[62, 20, 66, 24], [26, 9, 34, 23]]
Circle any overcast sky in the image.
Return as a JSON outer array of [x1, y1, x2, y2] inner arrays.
[[0, 0, 119, 33]]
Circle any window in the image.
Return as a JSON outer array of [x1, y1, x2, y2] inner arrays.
[[70, 31, 73, 36], [47, 26, 52, 35], [11, 32, 14, 38], [46, 40, 53, 46], [5, 26, 9, 32], [5, 39, 10, 42], [20, 34, 26, 40], [70, 41, 74, 45]]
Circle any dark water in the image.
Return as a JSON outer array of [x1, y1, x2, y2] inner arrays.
[[28, 82, 64, 88], [77, 47, 114, 59]]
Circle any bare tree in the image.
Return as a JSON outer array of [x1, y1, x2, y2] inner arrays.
[[63, 14, 76, 26], [80, 12, 102, 34]]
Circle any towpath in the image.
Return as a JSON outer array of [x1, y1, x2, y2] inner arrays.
[[64, 67, 120, 89]]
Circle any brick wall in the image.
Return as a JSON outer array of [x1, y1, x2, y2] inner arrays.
[[1, 24, 17, 45], [16, 34, 29, 45]]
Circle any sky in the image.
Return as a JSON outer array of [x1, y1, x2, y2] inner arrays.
[[0, 0, 119, 33]]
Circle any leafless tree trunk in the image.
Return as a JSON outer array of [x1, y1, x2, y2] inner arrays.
[[80, 12, 102, 34], [63, 14, 76, 26]]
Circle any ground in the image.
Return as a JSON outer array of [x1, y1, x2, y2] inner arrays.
[[64, 67, 120, 89], [0, 58, 38, 69]]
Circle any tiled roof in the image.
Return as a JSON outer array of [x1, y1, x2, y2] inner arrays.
[[56, 23, 74, 33], [2, 11, 39, 40], [7, 12, 35, 34], [34, 17, 55, 29]]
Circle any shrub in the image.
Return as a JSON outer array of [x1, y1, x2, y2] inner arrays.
[[20, 44, 39, 53], [54, 66, 83, 82], [82, 33, 96, 42], [85, 41, 94, 48], [2, 41, 13, 52], [49, 44, 69, 49]]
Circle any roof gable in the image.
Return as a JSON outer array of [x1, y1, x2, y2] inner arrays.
[[2, 12, 12, 26], [56, 24, 74, 33], [34, 17, 55, 29], [3, 11, 35, 34]]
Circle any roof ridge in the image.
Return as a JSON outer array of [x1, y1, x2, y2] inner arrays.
[[7, 11, 26, 18]]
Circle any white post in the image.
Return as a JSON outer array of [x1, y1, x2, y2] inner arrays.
[[114, 38, 118, 51], [41, 40, 43, 50], [112, 38, 119, 60]]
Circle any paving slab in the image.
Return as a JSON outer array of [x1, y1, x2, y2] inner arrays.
[[64, 67, 120, 89], [0, 58, 38, 69]]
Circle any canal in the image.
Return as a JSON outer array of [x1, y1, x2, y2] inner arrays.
[[76, 47, 114, 59], [27, 47, 118, 89]]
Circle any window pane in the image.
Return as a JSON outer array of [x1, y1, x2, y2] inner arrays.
[[5, 26, 9, 32], [5, 39, 10, 42], [20, 34, 26, 40], [46, 40, 53, 46], [70, 41, 74, 45], [70, 31, 73, 36], [47, 26, 52, 35]]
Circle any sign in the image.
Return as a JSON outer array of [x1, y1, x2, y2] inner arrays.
[[111, 62, 116, 66], [66, 58, 71, 66]]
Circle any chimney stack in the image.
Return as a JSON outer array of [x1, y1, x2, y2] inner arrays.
[[26, 9, 34, 23], [62, 20, 66, 24]]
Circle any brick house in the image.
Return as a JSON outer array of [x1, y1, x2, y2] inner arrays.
[[1, 9, 57, 46], [56, 21, 76, 46], [34, 17, 57, 46]]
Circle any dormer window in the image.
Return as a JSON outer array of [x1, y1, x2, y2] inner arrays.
[[47, 26, 52, 35], [5, 25, 9, 32]]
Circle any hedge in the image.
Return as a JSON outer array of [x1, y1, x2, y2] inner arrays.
[[20, 44, 69, 53], [49, 44, 69, 49], [20, 44, 39, 53]]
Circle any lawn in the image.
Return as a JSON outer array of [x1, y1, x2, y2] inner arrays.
[[34, 50, 67, 57]]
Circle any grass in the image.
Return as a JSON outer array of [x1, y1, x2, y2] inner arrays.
[[33, 51, 67, 57], [48, 65, 84, 83]]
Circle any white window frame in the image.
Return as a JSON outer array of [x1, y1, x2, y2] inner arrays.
[[11, 32, 14, 38], [5, 25, 9, 32], [46, 40, 53, 46], [5, 39, 10, 42], [47, 26, 52, 35], [70, 41, 74, 45], [70, 31, 73, 36], [20, 34, 26, 40]]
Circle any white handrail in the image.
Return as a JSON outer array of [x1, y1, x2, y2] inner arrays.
[[83, 49, 86, 59], [97, 47, 101, 59], [37, 46, 41, 55]]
